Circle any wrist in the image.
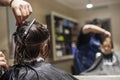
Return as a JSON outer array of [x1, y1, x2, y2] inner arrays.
[[9, 0, 24, 7], [9, 0, 14, 7], [101, 29, 106, 35]]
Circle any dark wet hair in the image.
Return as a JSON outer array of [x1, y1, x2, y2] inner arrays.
[[91, 18, 103, 25], [86, 18, 103, 25], [13, 20, 50, 64]]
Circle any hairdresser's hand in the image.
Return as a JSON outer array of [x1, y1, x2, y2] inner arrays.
[[0, 51, 8, 70], [104, 31, 111, 37], [10, 0, 32, 25]]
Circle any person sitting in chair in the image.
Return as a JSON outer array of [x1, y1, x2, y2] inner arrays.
[[81, 37, 120, 75], [0, 19, 78, 80]]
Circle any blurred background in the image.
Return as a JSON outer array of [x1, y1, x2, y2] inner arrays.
[[0, 0, 120, 75]]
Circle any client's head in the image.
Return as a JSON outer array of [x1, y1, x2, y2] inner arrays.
[[14, 19, 50, 64], [101, 37, 113, 55]]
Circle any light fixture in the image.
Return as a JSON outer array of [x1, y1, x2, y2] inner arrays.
[[86, 3, 93, 9], [86, 0, 93, 9]]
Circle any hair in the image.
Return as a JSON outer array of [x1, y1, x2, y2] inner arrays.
[[101, 36, 113, 48], [91, 18, 103, 25], [86, 18, 103, 25], [13, 20, 50, 64]]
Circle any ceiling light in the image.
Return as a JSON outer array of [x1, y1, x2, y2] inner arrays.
[[86, 3, 93, 9]]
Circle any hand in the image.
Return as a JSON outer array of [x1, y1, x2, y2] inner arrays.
[[0, 51, 8, 70], [104, 31, 111, 37], [10, 0, 32, 25]]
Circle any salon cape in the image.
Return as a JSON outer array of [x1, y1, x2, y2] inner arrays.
[[0, 58, 78, 80]]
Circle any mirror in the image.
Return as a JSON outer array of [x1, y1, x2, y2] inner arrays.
[[0, 0, 120, 76]]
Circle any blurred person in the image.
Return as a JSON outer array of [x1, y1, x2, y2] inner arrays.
[[73, 18, 111, 74], [0, 19, 78, 80], [0, 0, 32, 25], [81, 37, 120, 75]]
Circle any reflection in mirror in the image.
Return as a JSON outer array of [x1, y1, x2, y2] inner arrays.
[[61, 0, 120, 75]]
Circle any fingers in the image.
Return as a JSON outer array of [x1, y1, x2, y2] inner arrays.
[[0, 51, 5, 57], [0, 51, 8, 69], [108, 33, 111, 37], [104, 31, 111, 37], [13, 7, 22, 25], [11, 0, 32, 25], [28, 3, 32, 14]]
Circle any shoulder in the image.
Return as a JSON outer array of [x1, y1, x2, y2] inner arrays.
[[0, 66, 16, 80], [35, 62, 78, 80]]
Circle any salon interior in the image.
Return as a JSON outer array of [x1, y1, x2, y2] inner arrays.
[[0, 0, 120, 80]]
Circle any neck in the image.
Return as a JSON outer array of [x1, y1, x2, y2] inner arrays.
[[36, 57, 44, 62], [102, 52, 113, 60]]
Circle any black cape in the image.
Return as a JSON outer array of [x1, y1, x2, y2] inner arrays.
[[0, 61, 78, 80]]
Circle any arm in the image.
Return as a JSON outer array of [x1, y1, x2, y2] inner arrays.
[[82, 24, 111, 37], [0, 0, 32, 25]]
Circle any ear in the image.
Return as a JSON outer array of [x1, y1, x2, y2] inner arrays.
[[40, 44, 48, 58]]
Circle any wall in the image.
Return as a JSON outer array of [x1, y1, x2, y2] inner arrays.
[[109, 4, 120, 52], [0, 7, 9, 59], [74, 3, 120, 52], [29, 0, 77, 24]]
